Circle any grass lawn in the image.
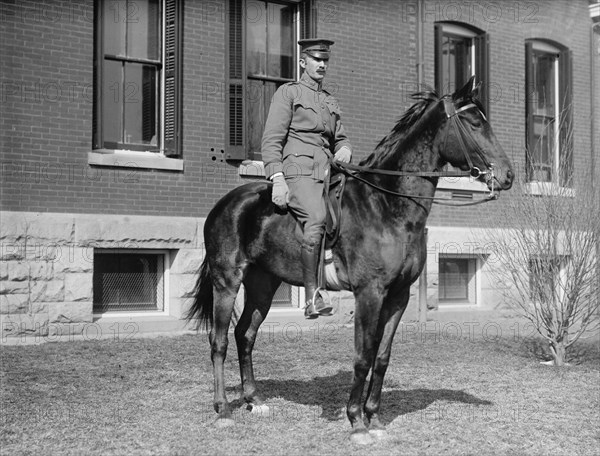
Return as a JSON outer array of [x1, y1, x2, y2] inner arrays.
[[1, 317, 599, 455]]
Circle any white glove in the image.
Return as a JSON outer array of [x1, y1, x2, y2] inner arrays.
[[271, 174, 290, 209], [334, 146, 352, 163]]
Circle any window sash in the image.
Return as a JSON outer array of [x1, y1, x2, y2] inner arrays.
[[226, 0, 314, 161], [93, 0, 182, 157], [525, 41, 573, 185], [434, 23, 488, 116]]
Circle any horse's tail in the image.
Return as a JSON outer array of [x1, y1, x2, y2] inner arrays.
[[185, 258, 213, 330]]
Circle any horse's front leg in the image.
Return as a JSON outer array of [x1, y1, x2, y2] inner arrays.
[[363, 288, 409, 438], [347, 287, 383, 445]]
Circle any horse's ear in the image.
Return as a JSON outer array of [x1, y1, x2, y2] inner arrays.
[[452, 75, 477, 101]]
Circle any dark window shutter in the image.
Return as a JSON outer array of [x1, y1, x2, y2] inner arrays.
[[225, 0, 246, 160], [474, 32, 490, 117], [525, 41, 535, 180], [434, 23, 444, 95], [163, 0, 182, 157], [92, 0, 102, 149], [558, 48, 573, 187], [300, 0, 317, 39]]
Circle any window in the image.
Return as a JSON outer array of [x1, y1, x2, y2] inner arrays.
[[525, 40, 573, 186], [271, 282, 293, 308], [434, 23, 489, 114], [439, 257, 477, 305], [93, 250, 169, 314], [528, 256, 566, 304], [93, 0, 182, 158], [226, 0, 315, 160]]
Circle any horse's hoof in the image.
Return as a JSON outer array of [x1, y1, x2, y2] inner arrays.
[[214, 418, 235, 428], [350, 431, 373, 445], [248, 404, 270, 417], [369, 428, 388, 440]]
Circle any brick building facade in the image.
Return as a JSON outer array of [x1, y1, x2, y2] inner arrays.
[[1, 0, 598, 340]]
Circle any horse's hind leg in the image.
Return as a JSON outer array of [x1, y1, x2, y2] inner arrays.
[[235, 266, 281, 412], [210, 268, 245, 426]]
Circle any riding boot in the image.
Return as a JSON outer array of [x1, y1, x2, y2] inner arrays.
[[301, 243, 333, 319]]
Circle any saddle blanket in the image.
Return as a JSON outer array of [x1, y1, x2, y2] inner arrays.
[[324, 249, 343, 291]]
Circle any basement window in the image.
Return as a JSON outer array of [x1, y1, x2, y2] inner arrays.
[[93, 250, 168, 314], [439, 256, 477, 305]]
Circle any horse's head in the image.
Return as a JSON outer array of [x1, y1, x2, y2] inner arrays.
[[435, 77, 514, 191]]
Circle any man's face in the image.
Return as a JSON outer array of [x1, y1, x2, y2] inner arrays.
[[300, 54, 329, 82]]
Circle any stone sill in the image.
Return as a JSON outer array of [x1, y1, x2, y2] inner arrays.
[[88, 150, 184, 171], [437, 177, 488, 193], [524, 181, 575, 197], [239, 160, 265, 177]]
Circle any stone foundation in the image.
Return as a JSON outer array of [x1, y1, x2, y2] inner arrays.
[[1, 211, 204, 342]]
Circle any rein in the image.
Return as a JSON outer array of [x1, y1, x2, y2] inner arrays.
[[331, 99, 498, 207]]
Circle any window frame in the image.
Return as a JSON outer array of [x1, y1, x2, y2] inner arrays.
[[438, 256, 479, 306], [525, 39, 573, 188], [434, 22, 489, 115], [434, 22, 490, 194], [91, 0, 183, 171], [226, 0, 315, 162], [92, 249, 171, 317]]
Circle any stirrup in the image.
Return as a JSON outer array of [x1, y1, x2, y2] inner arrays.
[[304, 300, 319, 319], [312, 287, 333, 316]]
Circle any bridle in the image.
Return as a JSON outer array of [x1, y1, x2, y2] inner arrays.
[[331, 97, 498, 207]]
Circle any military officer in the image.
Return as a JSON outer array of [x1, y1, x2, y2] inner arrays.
[[262, 38, 353, 319]]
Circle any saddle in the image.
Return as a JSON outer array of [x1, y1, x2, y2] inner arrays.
[[316, 171, 347, 291]]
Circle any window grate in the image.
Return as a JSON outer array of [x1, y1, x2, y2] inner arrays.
[[439, 257, 476, 304], [93, 252, 164, 313], [271, 282, 292, 307]]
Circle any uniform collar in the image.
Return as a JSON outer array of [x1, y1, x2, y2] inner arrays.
[[300, 72, 322, 92]]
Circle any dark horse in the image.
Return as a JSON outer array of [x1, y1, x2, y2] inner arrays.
[[187, 78, 514, 444]]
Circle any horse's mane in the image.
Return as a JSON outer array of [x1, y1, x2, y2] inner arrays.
[[359, 88, 440, 167]]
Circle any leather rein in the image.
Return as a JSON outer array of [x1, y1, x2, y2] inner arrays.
[[331, 98, 498, 207]]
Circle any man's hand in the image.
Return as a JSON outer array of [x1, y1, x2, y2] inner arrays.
[[334, 146, 352, 163], [271, 173, 289, 209]]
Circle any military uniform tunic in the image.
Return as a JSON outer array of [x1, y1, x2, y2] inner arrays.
[[262, 72, 352, 247]]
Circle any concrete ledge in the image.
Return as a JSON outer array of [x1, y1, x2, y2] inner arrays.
[[88, 151, 184, 171]]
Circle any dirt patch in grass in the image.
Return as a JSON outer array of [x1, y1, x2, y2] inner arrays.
[[1, 320, 599, 455]]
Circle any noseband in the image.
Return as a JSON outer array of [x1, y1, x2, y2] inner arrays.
[[331, 97, 499, 206]]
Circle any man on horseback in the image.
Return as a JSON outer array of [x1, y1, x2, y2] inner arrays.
[[261, 38, 353, 319]]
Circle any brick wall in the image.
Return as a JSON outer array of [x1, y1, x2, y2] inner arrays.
[[1, 0, 594, 223], [419, 0, 594, 226]]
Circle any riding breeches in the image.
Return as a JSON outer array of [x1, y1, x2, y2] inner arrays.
[[286, 177, 326, 248]]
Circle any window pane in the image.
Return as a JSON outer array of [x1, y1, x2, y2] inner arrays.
[[247, 1, 267, 77], [440, 258, 469, 301], [103, 0, 126, 56], [268, 4, 295, 79], [442, 35, 472, 94], [247, 80, 278, 157], [533, 52, 556, 116], [532, 115, 554, 181], [102, 59, 124, 144], [124, 63, 158, 146], [127, 0, 160, 60]]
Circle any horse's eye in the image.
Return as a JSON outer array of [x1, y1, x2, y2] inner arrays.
[[470, 119, 483, 129]]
